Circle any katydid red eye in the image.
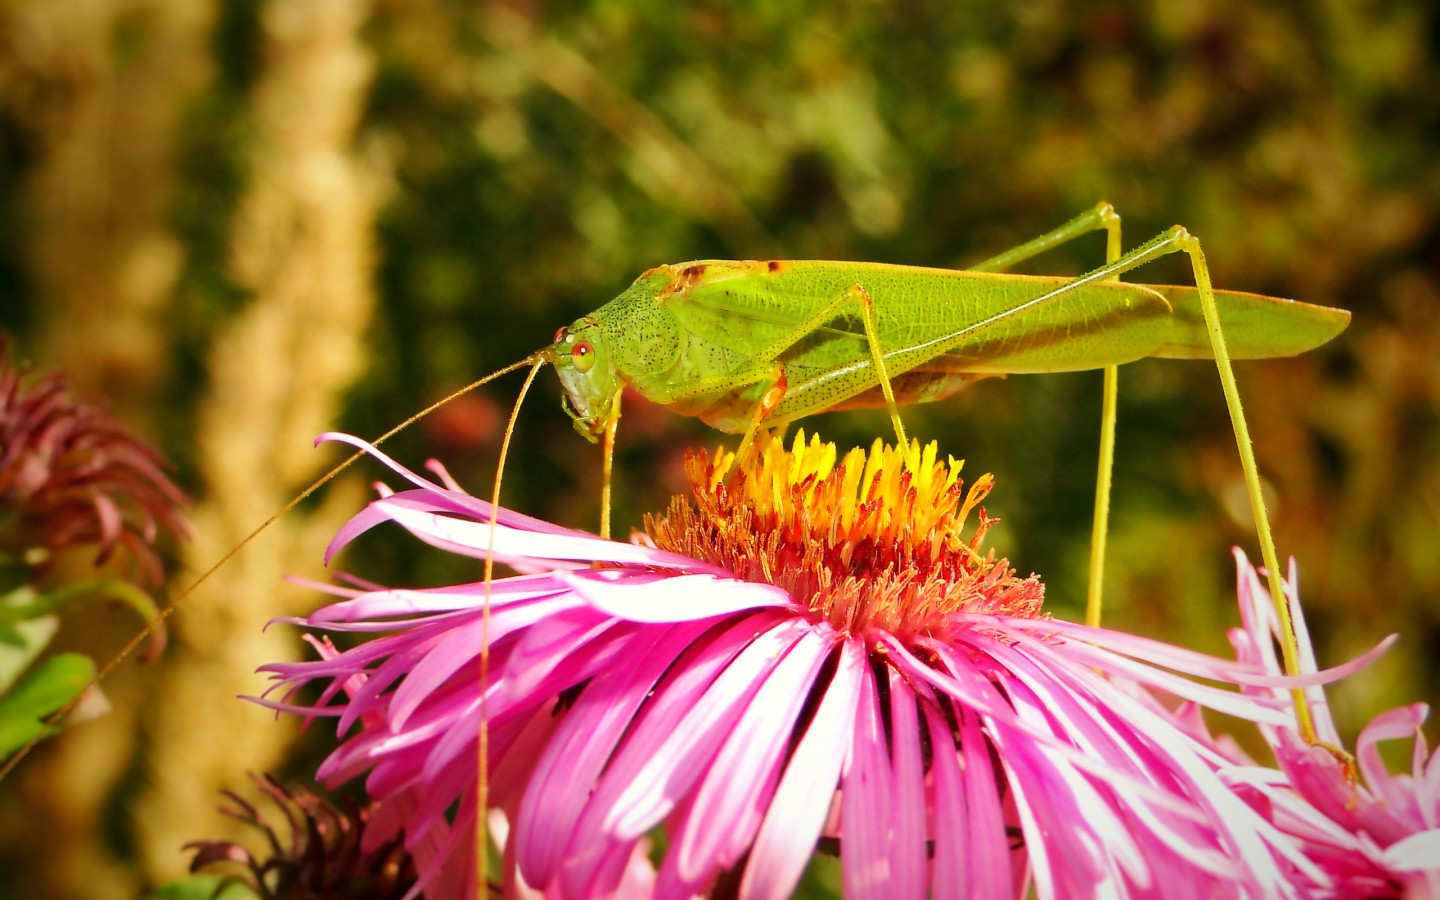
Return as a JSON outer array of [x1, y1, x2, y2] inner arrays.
[[572, 340, 596, 372], [553, 326, 569, 343]]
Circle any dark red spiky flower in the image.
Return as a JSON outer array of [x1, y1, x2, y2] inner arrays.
[[0, 341, 188, 586], [186, 773, 419, 900]]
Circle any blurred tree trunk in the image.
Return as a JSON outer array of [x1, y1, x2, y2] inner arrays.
[[131, 0, 385, 884]]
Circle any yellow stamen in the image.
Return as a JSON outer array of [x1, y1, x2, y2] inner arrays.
[[648, 431, 1043, 638]]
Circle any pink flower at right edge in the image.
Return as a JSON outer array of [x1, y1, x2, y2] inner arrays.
[[1220, 551, 1440, 899]]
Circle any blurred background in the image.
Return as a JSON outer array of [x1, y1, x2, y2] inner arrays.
[[0, 0, 1437, 896]]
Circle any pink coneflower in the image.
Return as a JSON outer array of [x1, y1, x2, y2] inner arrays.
[[0, 342, 188, 585], [264, 431, 1386, 899], [1222, 553, 1440, 898]]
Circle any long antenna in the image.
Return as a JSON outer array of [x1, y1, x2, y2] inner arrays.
[[478, 353, 548, 890], [0, 353, 541, 782]]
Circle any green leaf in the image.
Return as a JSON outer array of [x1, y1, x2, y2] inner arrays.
[[146, 874, 259, 900], [0, 652, 95, 758], [0, 611, 58, 694], [0, 578, 167, 661], [0, 621, 26, 649], [0, 561, 32, 595], [0, 577, 162, 626]]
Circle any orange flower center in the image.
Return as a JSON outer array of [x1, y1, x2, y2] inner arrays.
[[645, 431, 1044, 639]]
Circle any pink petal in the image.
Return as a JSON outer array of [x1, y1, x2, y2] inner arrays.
[[886, 669, 926, 900], [376, 787, 464, 900], [606, 618, 812, 840], [556, 615, 782, 900], [309, 436, 733, 572], [515, 621, 710, 888], [498, 606, 620, 703], [959, 706, 1013, 899], [1358, 704, 1429, 808], [879, 634, 1022, 727], [374, 500, 671, 569], [419, 627, 634, 785], [994, 614, 1398, 692], [389, 598, 582, 730], [740, 637, 865, 900], [983, 684, 1135, 891], [944, 647, 1116, 895], [311, 574, 569, 621], [995, 756, 1059, 900], [1005, 629, 1297, 725], [841, 664, 893, 900], [923, 702, 970, 898], [562, 568, 794, 623], [673, 624, 837, 886], [319, 432, 580, 531], [489, 704, 565, 814], [1278, 556, 1344, 746], [966, 629, 1220, 878], [1381, 829, 1440, 871], [909, 637, 1247, 845]]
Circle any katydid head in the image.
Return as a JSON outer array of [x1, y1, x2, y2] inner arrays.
[[550, 317, 620, 442]]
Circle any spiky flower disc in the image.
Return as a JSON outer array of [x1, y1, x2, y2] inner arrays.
[[647, 432, 1041, 637]]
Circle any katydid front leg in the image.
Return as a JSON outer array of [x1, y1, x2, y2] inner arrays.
[[741, 282, 909, 450], [599, 389, 622, 539], [662, 359, 786, 467], [666, 282, 910, 464]]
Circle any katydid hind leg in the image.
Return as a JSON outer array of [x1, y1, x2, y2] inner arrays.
[[922, 225, 1197, 358], [735, 281, 910, 448], [1173, 233, 1318, 745], [969, 201, 1121, 274], [847, 283, 908, 447], [1086, 363, 1119, 628], [967, 202, 1124, 625], [1087, 213, 1123, 628], [765, 226, 1192, 416], [921, 227, 1312, 725]]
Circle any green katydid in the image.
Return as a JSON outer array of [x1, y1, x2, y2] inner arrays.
[[534, 202, 1345, 744], [0, 202, 1346, 786], [552, 208, 1342, 468]]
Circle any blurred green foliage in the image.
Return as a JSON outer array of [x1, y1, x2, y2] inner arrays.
[[2, 0, 1439, 895]]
